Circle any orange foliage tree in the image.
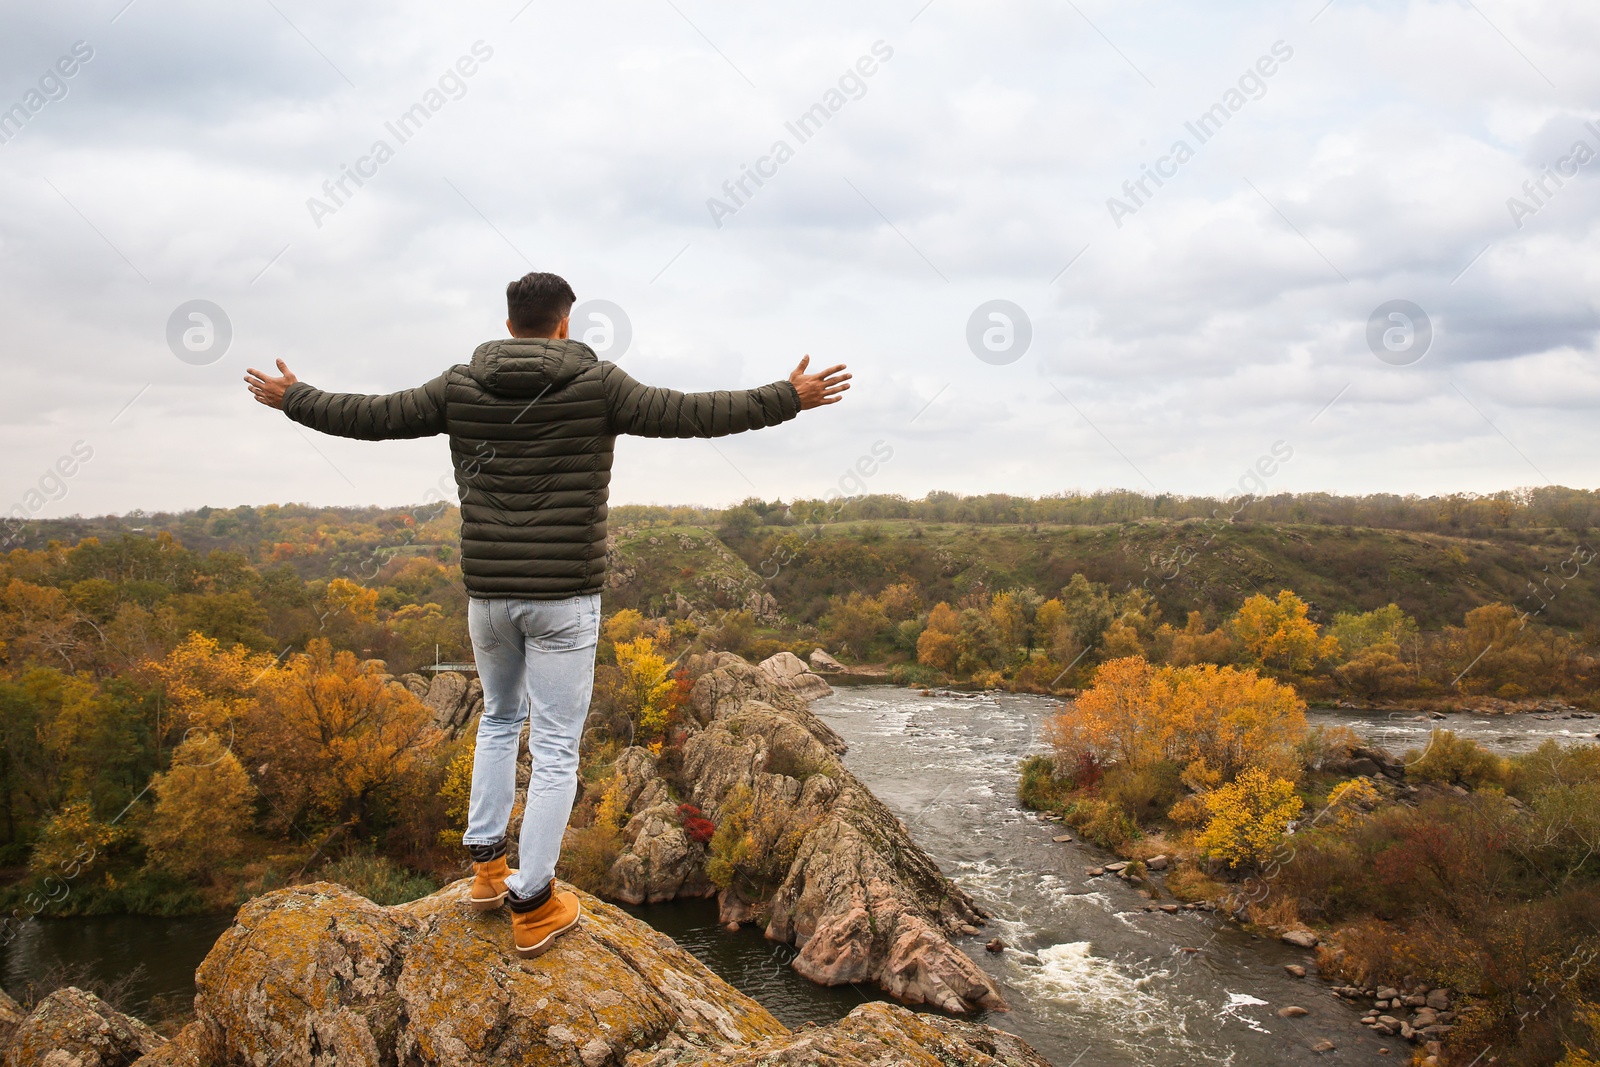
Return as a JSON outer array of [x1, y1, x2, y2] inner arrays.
[[1048, 656, 1308, 783], [248, 639, 439, 831]]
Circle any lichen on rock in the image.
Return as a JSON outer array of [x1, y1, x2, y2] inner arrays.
[[4, 986, 164, 1067], [83, 879, 1044, 1067]]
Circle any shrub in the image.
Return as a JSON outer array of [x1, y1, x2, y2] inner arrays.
[[1064, 797, 1139, 850], [705, 785, 816, 897], [1166, 862, 1227, 903], [677, 803, 716, 844], [1405, 729, 1507, 789], [1100, 761, 1183, 824], [558, 777, 625, 894], [1017, 755, 1072, 811], [1197, 767, 1303, 869]]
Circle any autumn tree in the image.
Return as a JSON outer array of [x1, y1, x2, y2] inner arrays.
[[611, 636, 678, 744], [1230, 590, 1337, 673], [1196, 767, 1303, 869], [1049, 656, 1307, 783], [823, 592, 891, 659], [142, 632, 279, 734], [917, 602, 961, 672], [248, 639, 438, 832], [142, 733, 255, 876]]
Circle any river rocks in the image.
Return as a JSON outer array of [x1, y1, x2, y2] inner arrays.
[[422, 670, 483, 736], [757, 652, 833, 701], [1426, 988, 1451, 1010], [986, 938, 1006, 953], [5, 986, 164, 1067], [604, 654, 1003, 1014], [1281, 929, 1319, 948], [809, 648, 846, 673], [1145, 854, 1169, 870], [1277, 1005, 1309, 1017], [1321, 743, 1404, 780], [1051, 834, 1073, 843], [1285, 964, 1306, 978], [654, 1002, 1053, 1067]]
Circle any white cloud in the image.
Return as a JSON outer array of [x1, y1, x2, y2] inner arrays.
[[1, 0, 1597, 520]]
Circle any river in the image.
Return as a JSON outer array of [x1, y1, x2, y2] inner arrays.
[[1, 688, 1579, 1063]]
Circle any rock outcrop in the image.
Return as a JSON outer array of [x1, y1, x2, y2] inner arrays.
[[598, 653, 1005, 1013], [0, 989, 22, 1052], [808, 648, 846, 673], [755, 652, 832, 701], [651, 1002, 1051, 1066], [83, 880, 1044, 1067], [407, 670, 483, 737], [5, 986, 163, 1067]]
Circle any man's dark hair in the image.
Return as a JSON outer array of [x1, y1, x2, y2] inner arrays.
[[506, 272, 577, 335]]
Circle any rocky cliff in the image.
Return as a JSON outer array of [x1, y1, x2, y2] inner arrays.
[[1, 881, 1048, 1067], [595, 652, 1005, 1014]]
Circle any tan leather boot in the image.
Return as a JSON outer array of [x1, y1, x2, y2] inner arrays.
[[511, 886, 582, 958], [469, 855, 516, 911]]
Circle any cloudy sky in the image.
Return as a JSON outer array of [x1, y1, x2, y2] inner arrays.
[[3, 0, 1597, 519]]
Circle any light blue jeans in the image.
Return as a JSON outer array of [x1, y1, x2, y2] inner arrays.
[[462, 593, 601, 897]]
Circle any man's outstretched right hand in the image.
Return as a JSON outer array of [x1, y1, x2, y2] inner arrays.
[[789, 356, 850, 410]]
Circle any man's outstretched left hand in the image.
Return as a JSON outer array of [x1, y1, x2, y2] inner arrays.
[[245, 359, 299, 410], [790, 355, 850, 410]]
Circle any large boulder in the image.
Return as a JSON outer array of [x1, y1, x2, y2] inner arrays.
[[130, 880, 1044, 1067], [5, 986, 163, 1067], [173, 880, 785, 1067], [757, 652, 832, 702], [808, 648, 846, 673]]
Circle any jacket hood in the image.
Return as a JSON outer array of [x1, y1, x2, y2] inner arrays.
[[467, 338, 596, 398]]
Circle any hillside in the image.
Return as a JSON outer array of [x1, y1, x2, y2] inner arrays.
[[732, 518, 1595, 632]]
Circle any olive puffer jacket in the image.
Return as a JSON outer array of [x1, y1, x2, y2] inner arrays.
[[281, 338, 802, 598]]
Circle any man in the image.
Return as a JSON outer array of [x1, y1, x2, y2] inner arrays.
[[245, 272, 849, 957]]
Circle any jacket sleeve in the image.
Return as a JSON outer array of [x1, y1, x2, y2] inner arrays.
[[281, 371, 450, 441], [601, 364, 802, 438]]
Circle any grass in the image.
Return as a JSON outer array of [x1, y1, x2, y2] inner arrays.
[[318, 852, 440, 905]]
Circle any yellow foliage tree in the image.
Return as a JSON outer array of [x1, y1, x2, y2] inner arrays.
[[321, 578, 379, 625], [0, 579, 86, 672], [613, 636, 677, 744], [989, 592, 1028, 655], [1230, 590, 1338, 673], [916, 602, 961, 672], [29, 800, 128, 879], [603, 609, 646, 645], [142, 632, 278, 733], [437, 744, 475, 845], [1196, 767, 1303, 868], [142, 733, 256, 876], [1323, 776, 1381, 829]]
